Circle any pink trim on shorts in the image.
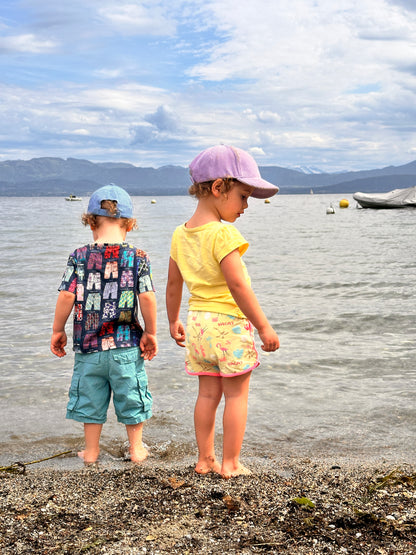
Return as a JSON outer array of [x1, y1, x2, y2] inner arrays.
[[185, 360, 259, 378]]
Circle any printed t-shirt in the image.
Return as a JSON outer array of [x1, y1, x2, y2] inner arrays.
[[170, 221, 250, 318], [58, 243, 154, 353]]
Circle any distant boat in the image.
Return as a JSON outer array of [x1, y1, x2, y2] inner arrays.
[[65, 195, 82, 201], [353, 186, 416, 209]]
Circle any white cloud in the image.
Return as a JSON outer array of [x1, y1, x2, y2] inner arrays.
[[0, 33, 57, 53], [63, 128, 90, 136], [244, 110, 282, 125], [0, 81, 172, 162], [97, 2, 176, 36], [178, 0, 416, 169], [93, 68, 123, 79], [249, 147, 266, 157], [1, 0, 416, 170], [188, 0, 416, 89]]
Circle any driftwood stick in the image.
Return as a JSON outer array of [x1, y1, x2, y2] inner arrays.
[[0, 450, 73, 474]]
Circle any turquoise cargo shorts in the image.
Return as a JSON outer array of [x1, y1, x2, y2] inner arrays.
[[66, 347, 152, 425]]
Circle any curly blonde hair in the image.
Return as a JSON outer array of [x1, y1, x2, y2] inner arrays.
[[188, 177, 235, 199], [82, 200, 137, 230]]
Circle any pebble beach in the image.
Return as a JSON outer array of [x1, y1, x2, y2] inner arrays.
[[1, 454, 415, 554]]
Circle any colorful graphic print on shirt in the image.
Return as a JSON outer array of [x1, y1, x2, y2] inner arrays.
[[59, 243, 154, 353]]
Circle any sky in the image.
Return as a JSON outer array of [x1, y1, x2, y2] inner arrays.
[[1, 0, 416, 172]]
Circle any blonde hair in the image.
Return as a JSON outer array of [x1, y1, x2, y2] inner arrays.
[[188, 177, 235, 199], [82, 199, 137, 230]]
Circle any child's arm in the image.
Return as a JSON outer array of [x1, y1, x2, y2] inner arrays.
[[166, 257, 186, 347], [138, 291, 158, 360], [51, 290, 76, 357], [220, 249, 280, 352]]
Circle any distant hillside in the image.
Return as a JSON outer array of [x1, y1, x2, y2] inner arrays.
[[0, 158, 189, 196], [0, 156, 415, 196]]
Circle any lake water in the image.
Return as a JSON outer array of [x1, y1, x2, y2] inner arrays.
[[0, 194, 415, 468]]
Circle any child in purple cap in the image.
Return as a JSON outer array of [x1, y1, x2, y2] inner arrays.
[[51, 184, 157, 464], [166, 145, 280, 479]]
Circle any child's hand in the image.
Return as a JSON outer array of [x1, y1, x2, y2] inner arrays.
[[51, 331, 68, 357], [258, 326, 280, 352], [140, 332, 158, 361], [169, 321, 186, 348]]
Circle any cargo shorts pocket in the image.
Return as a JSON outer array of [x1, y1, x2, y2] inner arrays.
[[67, 374, 81, 411], [136, 370, 153, 412]]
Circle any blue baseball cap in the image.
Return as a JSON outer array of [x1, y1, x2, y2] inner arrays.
[[87, 184, 133, 218]]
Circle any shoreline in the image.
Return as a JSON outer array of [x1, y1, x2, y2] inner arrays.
[[1, 431, 415, 472], [1, 456, 414, 554]]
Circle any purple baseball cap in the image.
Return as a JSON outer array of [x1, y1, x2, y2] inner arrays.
[[189, 145, 279, 199], [87, 184, 133, 218]]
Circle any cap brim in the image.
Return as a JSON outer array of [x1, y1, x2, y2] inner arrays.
[[238, 177, 279, 199]]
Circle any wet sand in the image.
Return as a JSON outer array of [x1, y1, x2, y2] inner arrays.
[[1, 454, 415, 554]]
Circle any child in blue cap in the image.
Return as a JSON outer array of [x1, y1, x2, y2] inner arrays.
[[51, 184, 157, 464], [166, 145, 280, 479]]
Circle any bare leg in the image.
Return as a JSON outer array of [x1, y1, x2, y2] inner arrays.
[[126, 422, 148, 463], [194, 375, 222, 474], [78, 423, 102, 463], [221, 372, 252, 479]]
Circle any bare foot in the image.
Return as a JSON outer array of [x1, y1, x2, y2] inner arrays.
[[78, 450, 99, 465], [129, 444, 149, 463], [221, 464, 251, 479], [195, 456, 221, 475]]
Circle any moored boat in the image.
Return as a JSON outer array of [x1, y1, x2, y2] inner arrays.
[[353, 186, 416, 209], [65, 194, 82, 201]]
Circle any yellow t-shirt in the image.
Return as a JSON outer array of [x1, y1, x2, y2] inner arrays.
[[170, 221, 250, 317]]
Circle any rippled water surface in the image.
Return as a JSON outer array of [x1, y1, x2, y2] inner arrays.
[[0, 195, 415, 466]]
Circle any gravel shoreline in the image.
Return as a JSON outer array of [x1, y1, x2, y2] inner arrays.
[[1, 456, 415, 554]]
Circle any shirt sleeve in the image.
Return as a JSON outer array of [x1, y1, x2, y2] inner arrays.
[[169, 227, 179, 262], [58, 253, 77, 294], [136, 252, 155, 294], [213, 225, 249, 263]]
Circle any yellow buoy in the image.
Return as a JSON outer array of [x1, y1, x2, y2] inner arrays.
[[339, 198, 349, 208], [264, 199, 271, 204]]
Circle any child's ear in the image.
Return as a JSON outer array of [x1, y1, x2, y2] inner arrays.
[[211, 178, 224, 197]]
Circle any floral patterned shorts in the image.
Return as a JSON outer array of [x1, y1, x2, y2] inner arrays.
[[185, 311, 259, 377]]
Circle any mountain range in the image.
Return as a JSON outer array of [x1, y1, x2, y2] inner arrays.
[[1, 156, 416, 196]]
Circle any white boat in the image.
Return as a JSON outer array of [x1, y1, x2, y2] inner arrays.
[[65, 194, 82, 201], [353, 186, 416, 209]]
